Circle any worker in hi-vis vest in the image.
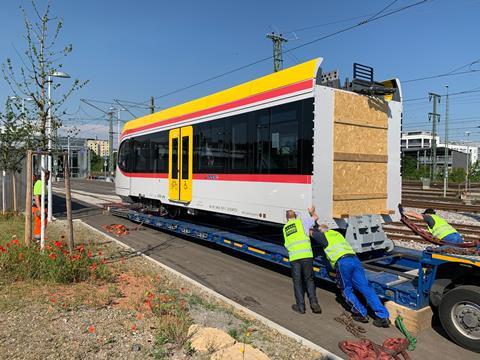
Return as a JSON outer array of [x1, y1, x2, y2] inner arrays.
[[404, 208, 464, 244], [32, 171, 49, 242], [310, 223, 391, 328], [282, 207, 322, 314]]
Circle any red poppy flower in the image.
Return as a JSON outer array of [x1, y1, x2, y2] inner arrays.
[[90, 263, 97, 271], [49, 253, 57, 260], [0, 245, 6, 253], [88, 325, 95, 334], [53, 241, 63, 249]]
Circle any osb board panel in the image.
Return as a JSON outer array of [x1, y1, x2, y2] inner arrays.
[[334, 152, 388, 163], [334, 123, 387, 155], [333, 162, 387, 195], [333, 198, 386, 217], [334, 90, 388, 127], [333, 193, 387, 201]]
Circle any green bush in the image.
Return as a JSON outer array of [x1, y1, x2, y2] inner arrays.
[[449, 168, 466, 184], [0, 238, 110, 283]]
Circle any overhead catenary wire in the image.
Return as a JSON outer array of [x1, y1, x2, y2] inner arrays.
[[124, 0, 429, 105]]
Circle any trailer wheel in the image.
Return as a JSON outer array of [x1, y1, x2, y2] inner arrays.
[[439, 285, 480, 352]]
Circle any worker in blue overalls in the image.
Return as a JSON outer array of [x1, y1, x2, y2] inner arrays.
[[310, 223, 391, 327]]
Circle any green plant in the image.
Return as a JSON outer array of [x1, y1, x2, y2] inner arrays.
[[0, 238, 110, 283], [449, 168, 466, 184]]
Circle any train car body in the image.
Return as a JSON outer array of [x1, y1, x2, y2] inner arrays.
[[116, 58, 402, 252]]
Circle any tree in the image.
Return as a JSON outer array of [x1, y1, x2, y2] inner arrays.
[[0, 98, 36, 212], [2, 1, 88, 150]]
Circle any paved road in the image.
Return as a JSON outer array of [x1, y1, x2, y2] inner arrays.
[[52, 179, 476, 359]]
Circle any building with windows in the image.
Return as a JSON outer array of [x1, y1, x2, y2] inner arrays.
[[401, 131, 439, 150], [86, 139, 110, 157], [401, 131, 478, 165]]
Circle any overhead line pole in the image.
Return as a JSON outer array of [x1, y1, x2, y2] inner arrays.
[[443, 86, 449, 197], [108, 110, 114, 181], [150, 96, 155, 114], [428, 92, 441, 181], [266, 32, 288, 72]]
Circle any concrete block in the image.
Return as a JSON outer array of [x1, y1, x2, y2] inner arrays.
[[385, 301, 433, 333]]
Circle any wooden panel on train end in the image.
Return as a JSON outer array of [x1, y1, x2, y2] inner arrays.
[[332, 90, 389, 216], [168, 128, 180, 201], [179, 126, 193, 203]]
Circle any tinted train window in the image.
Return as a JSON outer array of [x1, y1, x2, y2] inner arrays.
[[150, 131, 168, 173], [196, 119, 226, 172], [118, 139, 131, 172], [269, 102, 299, 173], [230, 114, 249, 172], [182, 136, 189, 179], [255, 109, 271, 173], [171, 138, 178, 179], [133, 136, 150, 172]]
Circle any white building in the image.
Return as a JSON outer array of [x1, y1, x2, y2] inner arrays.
[[401, 131, 439, 149], [441, 141, 479, 164], [401, 131, 478, 164]]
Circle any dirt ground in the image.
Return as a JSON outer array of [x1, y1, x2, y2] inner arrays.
[[0, 220, 326, 360]]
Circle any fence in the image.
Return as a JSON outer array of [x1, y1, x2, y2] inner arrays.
[[0, 168, 27, 213]]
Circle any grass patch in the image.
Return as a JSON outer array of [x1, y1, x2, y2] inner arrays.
[[0, 216, 110, 284]]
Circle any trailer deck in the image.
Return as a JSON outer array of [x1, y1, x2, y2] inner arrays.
[[108, 207, 476, 311]]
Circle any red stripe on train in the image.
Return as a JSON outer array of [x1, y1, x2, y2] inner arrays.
[[119, 170, 311, 184], [193, 173, 311, 184], [122, 79, 314, 138]]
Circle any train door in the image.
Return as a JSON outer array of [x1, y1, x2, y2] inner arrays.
[[168, 126, 193, 203]]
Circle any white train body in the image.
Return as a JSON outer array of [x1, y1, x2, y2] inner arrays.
[[116, 58, 402, 230]]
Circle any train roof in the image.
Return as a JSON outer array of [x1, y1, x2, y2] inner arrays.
[[121, 58, 322, 138]]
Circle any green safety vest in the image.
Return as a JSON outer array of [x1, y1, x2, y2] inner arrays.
[[324, 230, 356, 267], [427, 214, 457, 240], [282, 219, 313, 262]]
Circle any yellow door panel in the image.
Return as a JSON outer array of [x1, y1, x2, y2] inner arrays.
[[179, 126, 193, 203], [168, 128, 180, 201]]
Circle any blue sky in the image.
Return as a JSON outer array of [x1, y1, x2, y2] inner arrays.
[[1, 0, 479, 145]]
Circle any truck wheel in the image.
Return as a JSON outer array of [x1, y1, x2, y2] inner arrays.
[[439, 285, 480, 353]]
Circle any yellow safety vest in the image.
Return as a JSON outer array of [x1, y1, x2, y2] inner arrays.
[[427, 214, 457, 240], [282, 219, 313, 262], [324, 230, 356, 267]]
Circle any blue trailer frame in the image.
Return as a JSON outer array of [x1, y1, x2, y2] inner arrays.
[[110, 208, 480, 312]]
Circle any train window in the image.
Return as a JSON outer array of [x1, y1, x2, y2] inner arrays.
[[269, 102, 299, 173], [255, 109, 271, 173], [181, 136, 189, 179], [118, 139, 131, 172], [133, 136, 150, 173], [230, 115, 249, 172], [150, 131, 168, 173], [196, 119, 226, 173], [172, 138, 178, 179]]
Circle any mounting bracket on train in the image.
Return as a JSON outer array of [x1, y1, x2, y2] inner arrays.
[[349, 63, 396, 96]]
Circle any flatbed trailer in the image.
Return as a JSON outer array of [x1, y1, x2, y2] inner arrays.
[[109, 207, 480, 353]]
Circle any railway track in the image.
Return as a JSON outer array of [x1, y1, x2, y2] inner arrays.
[[383, 219, 480, 249], [401, 199, 480, 213]]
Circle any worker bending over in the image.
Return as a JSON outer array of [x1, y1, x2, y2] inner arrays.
[[32, 171, 49, 242], [404, 208, 464, 244], [283, 208, 322, 314], [310, 223, 390, 327]]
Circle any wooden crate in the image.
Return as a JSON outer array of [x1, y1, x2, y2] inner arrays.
[[385, 301, 433, 333]]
